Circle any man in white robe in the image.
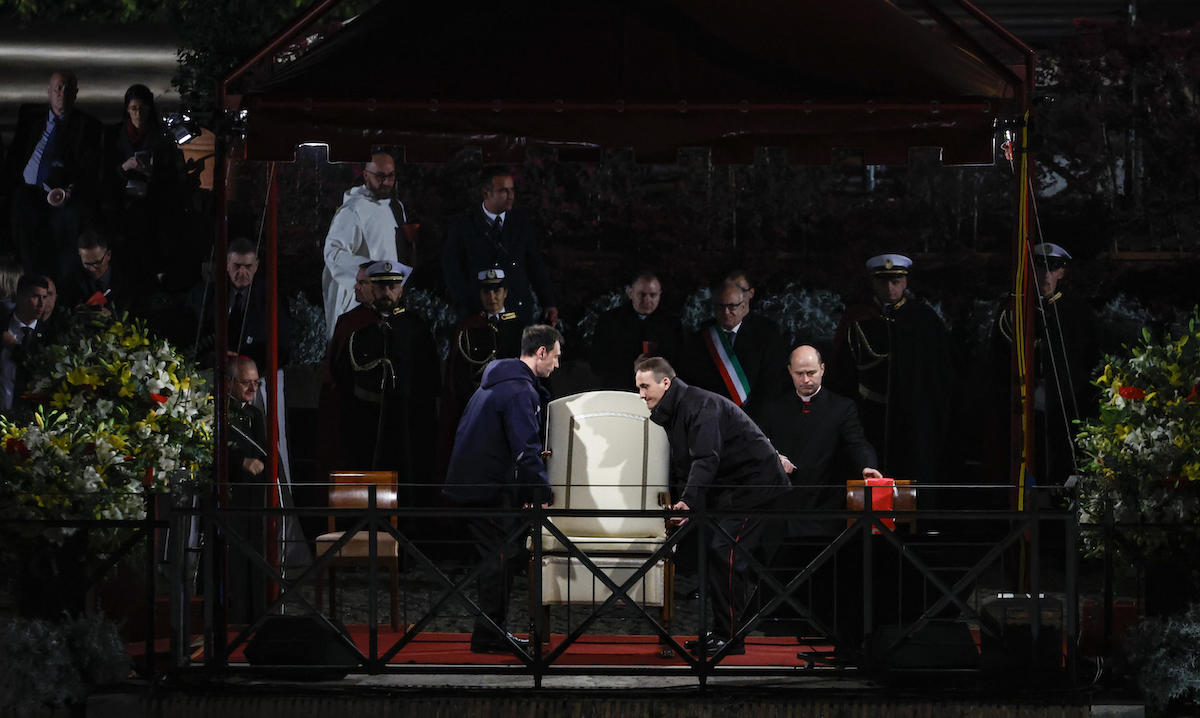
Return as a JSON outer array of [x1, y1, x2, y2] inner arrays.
[[321, 150, 412, 338]]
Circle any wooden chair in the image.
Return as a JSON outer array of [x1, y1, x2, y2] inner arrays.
[[846, 478, 917, 533], [534, 391, 674, 642], [314, 470, 401, 631]]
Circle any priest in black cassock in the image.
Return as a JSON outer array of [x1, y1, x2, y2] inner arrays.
[[757, 344, 881, 657], [590, 271, 682, 390], [828, 254, 956, 484], [758, 345, 881, 534]]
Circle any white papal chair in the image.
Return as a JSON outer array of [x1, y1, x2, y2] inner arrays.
[[533, 390, 674, 641]]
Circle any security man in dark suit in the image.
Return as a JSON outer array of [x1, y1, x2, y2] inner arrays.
[[636, 357, 789, 657], [442, 166, 557, 326], [3, 70, 102, 278]]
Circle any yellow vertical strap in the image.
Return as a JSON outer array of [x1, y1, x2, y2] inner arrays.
[[1015, 110, 1031, 512]]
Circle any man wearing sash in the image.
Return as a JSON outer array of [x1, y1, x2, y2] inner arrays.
[[680, 279, 787, 417]]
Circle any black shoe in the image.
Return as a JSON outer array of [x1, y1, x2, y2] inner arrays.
[[687, 635, 745, 656], [683, 632, 714, 651], [470, 631, 531, 653]]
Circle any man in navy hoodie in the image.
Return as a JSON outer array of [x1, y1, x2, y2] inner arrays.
[[442, 324, 562, 653]]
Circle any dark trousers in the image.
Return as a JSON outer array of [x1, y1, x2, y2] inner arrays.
[[463, 493, 528, 639], [11, 184, 84, 279], [707, 514, 771, 641]]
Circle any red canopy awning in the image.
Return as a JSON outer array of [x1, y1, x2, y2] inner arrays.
[[228, 0, 1027, 164]]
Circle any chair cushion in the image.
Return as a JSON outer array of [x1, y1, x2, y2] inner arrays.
[[315, 530, 399, 559]]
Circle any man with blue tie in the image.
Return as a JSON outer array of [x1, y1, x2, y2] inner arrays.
[[3, 71, 102, 278]]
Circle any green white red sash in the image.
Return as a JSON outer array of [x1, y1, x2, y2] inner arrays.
[[704, 326, 751, 405]]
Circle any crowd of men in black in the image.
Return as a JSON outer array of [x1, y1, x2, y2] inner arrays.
[[0, 70, 197, 412], [1, 70, 1096, 659]]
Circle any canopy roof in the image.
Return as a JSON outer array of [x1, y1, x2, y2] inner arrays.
[[228, 0, 1029, 164]]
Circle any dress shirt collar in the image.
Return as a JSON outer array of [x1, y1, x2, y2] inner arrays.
[[481, 204, 507, 224], [798, 386, 822, 404]]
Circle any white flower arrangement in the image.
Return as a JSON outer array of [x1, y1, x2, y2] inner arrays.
[[0, 314, 214, 548]]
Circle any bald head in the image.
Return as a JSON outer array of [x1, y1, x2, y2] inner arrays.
[[787, 345, 824, 398]]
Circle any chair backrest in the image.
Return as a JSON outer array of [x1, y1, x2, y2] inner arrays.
[[327, 470, 399, 532], [846, 478, 916, 531], [545, 391, 670, 539]]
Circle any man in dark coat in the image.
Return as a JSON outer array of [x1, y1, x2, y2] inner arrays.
[[759, 345, 881, 534], [828, 254, 956, 484], [223, 355, 268, 625], [679, 280, 788, 418], [590, 271, 682, 390], [756, 344, 881, 656], [0, 275, 50, 413], [993, 242, 1098, 486], [59, 229, 144, 318], [328, 261, 440, 503], [635, 357, 789, 656], [3, 70, 102, 278], [186, 238, 291, 371], [442, 166, 557, 326], [442, 325, 562, 654]]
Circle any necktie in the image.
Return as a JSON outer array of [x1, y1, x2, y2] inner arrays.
[[723, 330, 736, 350], [25, 115, 60, 188], [490, 215, 503, 238], [230, 290, 246, 319], [19, 326, 31, 345]]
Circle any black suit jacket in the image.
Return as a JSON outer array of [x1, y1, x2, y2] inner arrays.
[[590, 304, 683, 390], [442, 207, 555, 321], [60, 260, 144, 318], [679, 313, 788, 417], [0, 308, 48, 412], [758, 387, 877, 532], [187, 276, 292, 370], [763, 389, 878, 535], [3, 104, 101, 201]]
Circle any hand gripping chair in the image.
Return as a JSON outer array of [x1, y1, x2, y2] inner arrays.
[[315, 471, 402, 631], [534, 391, 674, 642]]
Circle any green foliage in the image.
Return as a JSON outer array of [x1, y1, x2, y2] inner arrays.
[[1125, 602, 1200, 712], [1038, 22, 1200, 253], [1, 0, 163, 23], [0, 614, 129, 716], [1075, 309, 1200, 561]]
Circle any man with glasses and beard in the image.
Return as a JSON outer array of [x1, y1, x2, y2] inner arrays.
[[328, 261, 440, 506], [321, 150, 416, 339]]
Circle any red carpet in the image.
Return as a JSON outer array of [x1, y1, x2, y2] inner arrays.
[[183, 628, 831, 666]]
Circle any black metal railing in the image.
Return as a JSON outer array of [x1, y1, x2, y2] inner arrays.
[[4, 483, 1125, 687]]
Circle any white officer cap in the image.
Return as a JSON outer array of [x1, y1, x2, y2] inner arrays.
[[477, 267, 506, 287], [365, 260, 412, 285], [1032, 243, 1072, 260], [865, 253, 913, 276]]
